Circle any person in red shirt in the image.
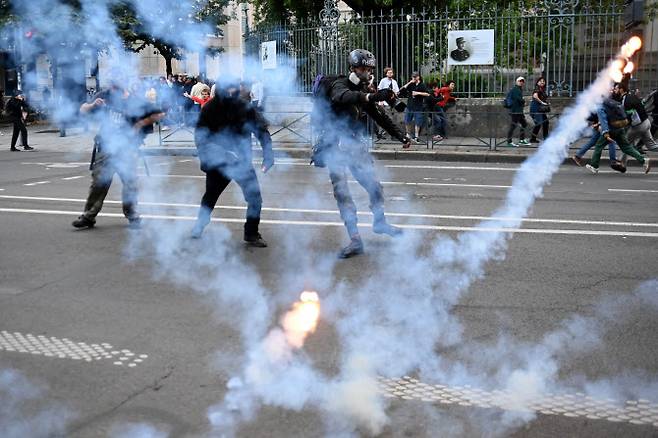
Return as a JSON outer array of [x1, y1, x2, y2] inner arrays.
[[183, 86, 212, 107], [428, 80, 457, 141]]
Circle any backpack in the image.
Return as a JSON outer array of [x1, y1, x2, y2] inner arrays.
[[502, 89, 513, 109], [602, 98, 629, 128], [312, 73, 342, 99]]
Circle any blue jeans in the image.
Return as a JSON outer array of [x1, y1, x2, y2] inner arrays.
[[431, 107, 447, 136], [575, 128, 616, 161]]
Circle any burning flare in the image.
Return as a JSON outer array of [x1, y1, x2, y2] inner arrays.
[[610, 36, 642, 80], [281, 291, 321, 348]]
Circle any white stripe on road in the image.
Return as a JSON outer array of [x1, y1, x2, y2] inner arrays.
[[608, 188, 658, 194], [144, 173, 512, 189], [61, 176, 85, 181], [23, 181, 51, 186], [1, 194, 657, 228], [1, 207, 658, 238]]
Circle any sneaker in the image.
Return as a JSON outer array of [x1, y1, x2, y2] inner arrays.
[[572, 155, 584, 167], [610, 161, 627, 173], [517, 139, 531, 146], [72, 215, 95, 229], [127, 216, 142, 229], [10, 147, 20, 152], [372, 220, 403, 237], [338, 237, 364, 259], [585, 164, 599, 174], [644, 158, 652, 174], [23, 145, 34, 151], [412, 137, 420, 143], [244, 233, 268, 248], [432, 135, 444, 141], [505, 141, 518, 148]]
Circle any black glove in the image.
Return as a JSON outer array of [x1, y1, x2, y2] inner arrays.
[[369, 89, 394, 103]]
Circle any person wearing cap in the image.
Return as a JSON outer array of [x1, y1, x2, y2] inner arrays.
[[450, 37, 470, 62], [505, 77, 530, 147], [401, 72, 430, 142], [6, 90, 33, 151]]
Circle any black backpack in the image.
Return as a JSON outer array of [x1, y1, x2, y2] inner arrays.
[[312, 73, 342, 100]]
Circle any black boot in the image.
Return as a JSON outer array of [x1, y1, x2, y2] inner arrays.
[[244, 217, 267, 247], [72, 215, 95, 229], [339, 236, 364, 259]]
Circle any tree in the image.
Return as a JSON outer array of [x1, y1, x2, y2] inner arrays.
[[110, 0, 231, 76]]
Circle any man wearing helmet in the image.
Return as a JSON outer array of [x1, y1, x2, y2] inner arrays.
[[313, 49, 410, 259]]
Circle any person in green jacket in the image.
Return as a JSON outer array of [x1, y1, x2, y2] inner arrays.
[[506, 77, 530, 147]]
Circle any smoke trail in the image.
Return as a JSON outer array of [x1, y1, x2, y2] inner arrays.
[[0, 368, 74, 437]]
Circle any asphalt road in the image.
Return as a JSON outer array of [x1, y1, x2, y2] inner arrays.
[[1, 148, 658, 437]]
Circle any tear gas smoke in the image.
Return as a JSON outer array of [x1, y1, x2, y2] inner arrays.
[[0, 369, 74, 437], [6, 3, 655, 435]]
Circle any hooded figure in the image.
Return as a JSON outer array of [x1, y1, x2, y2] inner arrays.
[[191, 82, 274, 246]]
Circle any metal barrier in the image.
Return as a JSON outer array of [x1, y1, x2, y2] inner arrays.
[[369, 108, 565, 151]]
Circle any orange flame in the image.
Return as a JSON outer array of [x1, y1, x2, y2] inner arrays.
[[281, 291, 320, 348], [623, 61, 635, 74]]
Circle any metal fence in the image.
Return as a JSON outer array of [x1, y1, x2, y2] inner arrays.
[[246, 0, 630, 97]]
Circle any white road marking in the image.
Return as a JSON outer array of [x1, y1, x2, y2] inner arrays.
[[609, 188, 658, 194], [144, 173, 512, 189], [379, 376, 658, 428], [1, 195, 657, 228], [1, 207, 658, 238], [23, 181, 51, 186], [61, 175, 85, 180], [179, 159, 194, 163], [0, 330, 147, 367]]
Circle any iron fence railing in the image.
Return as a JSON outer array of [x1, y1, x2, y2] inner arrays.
[[246, 0, 631, 98]]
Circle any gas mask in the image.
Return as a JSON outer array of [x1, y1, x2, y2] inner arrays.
[[349, 70, 372, 86]]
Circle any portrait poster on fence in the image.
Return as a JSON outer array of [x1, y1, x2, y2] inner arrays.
[[261, 41, 277, 69], [447, 30, 495, 66]]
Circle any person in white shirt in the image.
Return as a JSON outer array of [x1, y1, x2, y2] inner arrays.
[[378, 67, 399, 93], [376, 67, 400, 138], [190, 76, 208, 111]]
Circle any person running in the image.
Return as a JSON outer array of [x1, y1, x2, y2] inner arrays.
[[505, 77, 530, 147], [585, 95, 650, 174], [572, 112, 625, 172]]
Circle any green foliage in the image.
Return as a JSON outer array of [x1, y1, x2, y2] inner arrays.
[[110, 0, 231, 75]]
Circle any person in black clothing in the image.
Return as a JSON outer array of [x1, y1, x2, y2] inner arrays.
[[400, 72, 430, 142], [312, 49, 411, 258], [529, 77, 550, 143], [190, 81, 274, 247], [72, 84, 165, 229], [6, 91, 33, 151]]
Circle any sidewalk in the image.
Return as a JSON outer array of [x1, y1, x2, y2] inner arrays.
[[4, 123, 652, 167]]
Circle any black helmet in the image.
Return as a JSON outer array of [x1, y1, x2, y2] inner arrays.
[[348, 49, 376, 69]]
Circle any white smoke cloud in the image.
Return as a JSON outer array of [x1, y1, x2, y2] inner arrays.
[[0, 369, 74, 437]]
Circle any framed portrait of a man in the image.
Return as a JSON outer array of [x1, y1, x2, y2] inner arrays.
[[447, 30, 495, 66]]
